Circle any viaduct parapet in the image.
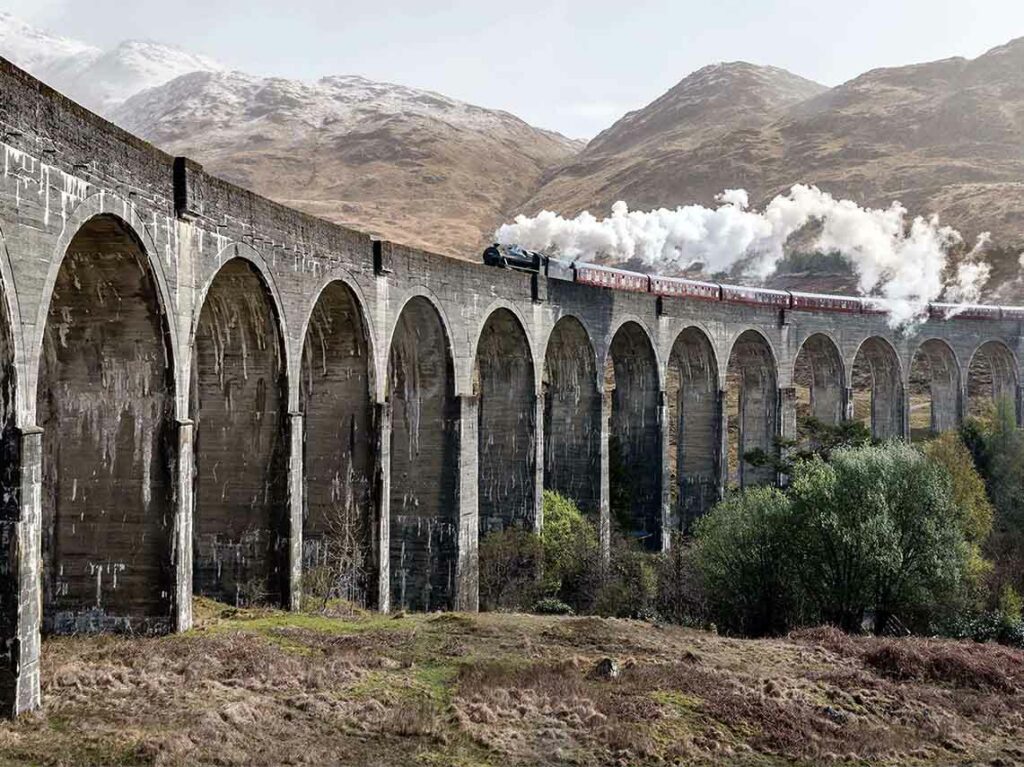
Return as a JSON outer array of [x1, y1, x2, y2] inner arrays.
[[0, 58, 1020, 715]]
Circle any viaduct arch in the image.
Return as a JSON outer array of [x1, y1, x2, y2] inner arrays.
[[0, 57, 1021, 715]]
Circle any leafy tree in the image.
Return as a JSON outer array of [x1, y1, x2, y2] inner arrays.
[[922, 431, 993, 544], [540, 491, 600, 611], [694, 486, 801, 636], [744, 417, 873, 476], [478, 527, 543, 611], [922, 431, 994, 610], [959, 398, 1024, 601], [788, 443, 969, 633]]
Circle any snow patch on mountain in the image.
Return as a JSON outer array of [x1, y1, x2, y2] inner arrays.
[[0, 13, 223, 114]]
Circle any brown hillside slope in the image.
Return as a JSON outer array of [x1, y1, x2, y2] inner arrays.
[[2, 603, 1023, 766], [528, 42, 1024, 294], [113, 71, 581, 259]]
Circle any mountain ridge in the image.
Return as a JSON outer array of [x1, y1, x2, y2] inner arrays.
[[2, 13, 1022, 292]]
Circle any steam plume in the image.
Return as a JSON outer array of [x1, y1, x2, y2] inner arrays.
[[496, 185, 991, 328]]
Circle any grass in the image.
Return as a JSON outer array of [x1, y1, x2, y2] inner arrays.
[[0, 603, 1023, 765]]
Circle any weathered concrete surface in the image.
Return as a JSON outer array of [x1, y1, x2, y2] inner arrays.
[[39, 217, 174, 634], [299, 282, 375, 608], [0, 57, 1021, 715], [387, 296, 458, 613], [191, 258, 289, 607]]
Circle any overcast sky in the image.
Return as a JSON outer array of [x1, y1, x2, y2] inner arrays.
[[9, 0, 1024, 138]]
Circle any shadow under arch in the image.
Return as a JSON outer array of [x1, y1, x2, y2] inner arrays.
[[966, 340, 1019, 421], [474, 308, 537, 541], [543, 315, 601, 519], [387, 294, 458, 612], [299, 279, 378, 608], [667, 325, 720, 531], [32, 199, 178, 409], [190, 257, 290, 607], [726, 329, 778, 488], [606, 320, 661, 551], [850, 336, 905, 440], [37, 212, 176, 633], [793, 332, 846, 432], [909, 337, 961, 439]]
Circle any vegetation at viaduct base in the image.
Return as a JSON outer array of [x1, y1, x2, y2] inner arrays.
[[479, 399, 1024, 652]]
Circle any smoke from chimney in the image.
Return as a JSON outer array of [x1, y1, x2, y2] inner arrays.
[[496, 185, 992, 328]]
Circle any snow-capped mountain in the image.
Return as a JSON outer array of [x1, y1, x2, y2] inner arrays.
[[111, 69, 580, 256], [0, 12, 222, 113], [0, 14, 579, 256]]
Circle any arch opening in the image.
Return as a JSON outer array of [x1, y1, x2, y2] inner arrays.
[[726, 331, 777, 489], [606, 322, 661, 551], [967, 341, 1018, 421], [793, 334, 845, 440], [388, 296, 457, 612], [474, 309, 536, 538], [543, 316, 600, 518], [191, 258, 289, 607], [38, 214, 175, 633], [300, 282, 376, 609], [909, 339, 961, 440], [851, 337, 904, 440], [666, 327, 719, 531]]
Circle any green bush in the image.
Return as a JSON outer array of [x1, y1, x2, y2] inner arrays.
[[478, 527, 543, 611], [694, 486, 801, 636], [595, 535, 658, 619], [789, 443, 969, 633], [540, 491, 601, 611], [532, 597, 575, 615], [655, 533, 707, 626], [695, 443, 975, 637]]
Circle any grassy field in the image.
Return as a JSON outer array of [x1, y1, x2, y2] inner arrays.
[[1, 599, 1023, 766]]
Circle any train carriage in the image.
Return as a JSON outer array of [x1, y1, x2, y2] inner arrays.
[[929, 303, 1003, 321], [720, 283, 791, 308], [649, 275, 721, 301], [574, 262, 649, 293], [790, 291, 862, 313]]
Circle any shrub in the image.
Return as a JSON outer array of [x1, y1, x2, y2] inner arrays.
[[532, 597, 574, 615], [478, 527, 543, 611], [595, 535, 658, 619], [923, 431, 994, 544], [694, 486, 801, 636], [789, 443, 970, 633], [655, 533, 707, 626], [540, 491, 601, 611]]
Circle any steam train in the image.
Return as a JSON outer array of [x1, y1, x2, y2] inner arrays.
[[482, 243, 1024, 321]]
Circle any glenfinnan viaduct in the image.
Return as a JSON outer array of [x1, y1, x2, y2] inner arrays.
[[0, 58, 1021, 716]]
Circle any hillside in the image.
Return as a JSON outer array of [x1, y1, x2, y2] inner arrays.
[[3, 13, 1024, 285], [2, 601, 1023, 766], [528, 44, 1024, 294], [112, 71, 580, 257], [0, 14, 580, 258], [528, 62, 827, 216]]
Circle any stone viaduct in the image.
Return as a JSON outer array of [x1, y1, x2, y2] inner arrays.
[[0, 58, 1021, 715]]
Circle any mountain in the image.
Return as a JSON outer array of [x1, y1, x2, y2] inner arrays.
[[111, 71, 581, 256], [528, 45, 1024, 294], [3, 12, 1024, 284], [0, 14, 579, 257], [528, 63, 827, 216], [0, 12, 223, 113]]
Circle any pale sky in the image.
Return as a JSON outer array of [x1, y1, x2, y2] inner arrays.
[[9, 0, 1024, 138]]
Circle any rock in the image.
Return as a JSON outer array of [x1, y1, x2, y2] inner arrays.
[[595, 658, 620, 679]]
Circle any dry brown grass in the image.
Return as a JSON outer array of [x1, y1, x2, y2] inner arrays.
[[0, 608, 1023, 765]]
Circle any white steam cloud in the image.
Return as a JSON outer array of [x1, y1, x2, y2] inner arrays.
[[496, 184, 992, 328]]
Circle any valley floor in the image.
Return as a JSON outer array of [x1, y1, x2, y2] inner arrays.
[[0, 600, 1022, 766]]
